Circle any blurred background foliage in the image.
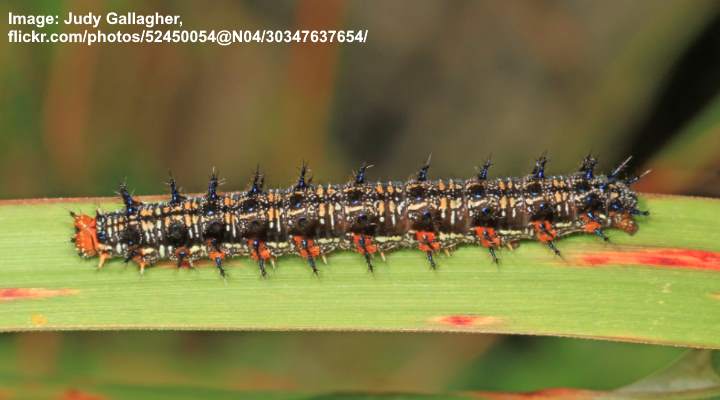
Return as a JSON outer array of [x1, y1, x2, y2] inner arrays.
[[1, 0, 720, 396]]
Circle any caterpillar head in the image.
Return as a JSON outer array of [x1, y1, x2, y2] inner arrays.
[[606, 181, 642, 234], [70, 212, 99, 257]]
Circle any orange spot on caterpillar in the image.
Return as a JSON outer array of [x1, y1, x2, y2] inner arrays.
[[248, 240, 272, 261], [474, 227, 501, 248], [292, 236, 320, 258], [30, 314, 47, 327], [709, 293, 720, 300], [579, 214, 601, 234], [531, 221, 557, 242], [416, 231, 441, 252], [208, 250, 225, 262], [577, 248, 720, 271], [0, 288, 79, 302], [352, 234, 377, 255], [432, 315, 501, 327]]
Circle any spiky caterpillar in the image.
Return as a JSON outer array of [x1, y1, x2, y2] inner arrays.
[[71, 155, 648, 278]]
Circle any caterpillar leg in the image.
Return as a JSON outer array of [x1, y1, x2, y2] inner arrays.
[[532, 220, 561, 257], [248, 239, 272, 278], [126, 248, 157, 275], [138, 258, 150, 275], [97, 251, 111, 269], [292, 236, 320, 275], [581, 213, 608, 242], [173, 247, 196, 269], [123, 246, 140, 265], [203, 232, 229, 279], [208, 249, 227, 279], [545, 241, 562, 258], [474, 227, 501, 264], [353, 233, 377, 272], [415, 231, 441, 269]]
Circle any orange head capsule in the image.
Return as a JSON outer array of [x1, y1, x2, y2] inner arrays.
[[71, 212, 99, 257]]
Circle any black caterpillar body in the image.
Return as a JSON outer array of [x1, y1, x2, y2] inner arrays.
[[71, 155, 648, 278]]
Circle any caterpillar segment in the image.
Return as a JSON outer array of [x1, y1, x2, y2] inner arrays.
[[71, 154, 648, 278]]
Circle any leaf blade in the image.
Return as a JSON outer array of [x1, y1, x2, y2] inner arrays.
[[0, 195, 718, 348]]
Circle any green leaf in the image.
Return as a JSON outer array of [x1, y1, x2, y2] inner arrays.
[[0, 195, 718, 348]]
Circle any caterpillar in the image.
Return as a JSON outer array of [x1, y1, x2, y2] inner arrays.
[[71, 155, 649, 279]]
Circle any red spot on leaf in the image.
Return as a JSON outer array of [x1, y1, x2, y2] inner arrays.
[[60, 389, 108, 400], [470, 387, 598, 399], [0, 288, 79, 302], [577, 248, 720, 271], [433, 315, 501, 327]]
